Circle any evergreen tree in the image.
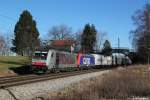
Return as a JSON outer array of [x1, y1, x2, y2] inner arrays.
[[101, 40, 112, 56], [81, 24, 97, 53], [13, 10, 40, 56]]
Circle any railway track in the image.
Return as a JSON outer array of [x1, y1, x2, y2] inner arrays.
[[0, 69, 106, 88]]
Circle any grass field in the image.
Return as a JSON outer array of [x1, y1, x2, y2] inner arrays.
[[0, 56, 30, 71]]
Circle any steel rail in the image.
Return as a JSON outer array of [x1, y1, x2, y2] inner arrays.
[[0, 69, 106, 88], [0, 74, 37, 80], [0, 70, 97, 83]]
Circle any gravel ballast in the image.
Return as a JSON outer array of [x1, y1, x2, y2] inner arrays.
[[0, 70, 110, 100]]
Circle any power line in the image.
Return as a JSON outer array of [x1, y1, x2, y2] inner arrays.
[[0, 14, 17, 21], [0, 13, 16, 32], [0, 26, 12, 32], [0, 13, 48, 33], [118, 37, 120, 49]]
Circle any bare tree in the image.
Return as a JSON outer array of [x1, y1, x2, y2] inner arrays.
[[0, 35, 5, 49], [74, 29, 83, 51], [48, 24, 72, 40], [96, 31, 107, 51], [130, 3, 150, 63], [0, 35, 7, 55]]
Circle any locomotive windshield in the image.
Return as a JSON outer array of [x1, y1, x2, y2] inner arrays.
[[32, 51, 47, 60]]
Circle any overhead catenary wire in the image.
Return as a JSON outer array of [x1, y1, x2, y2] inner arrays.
[[0, 13, 48, 33], [0, 14, 17, 21]]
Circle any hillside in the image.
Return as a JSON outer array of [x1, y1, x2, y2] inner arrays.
[[0, 56, 30, 77]]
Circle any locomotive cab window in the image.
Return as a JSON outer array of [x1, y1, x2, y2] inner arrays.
[[42, 52, 47, 56]]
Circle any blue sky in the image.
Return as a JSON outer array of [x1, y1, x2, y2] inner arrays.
[[0, 0, 149, 48]]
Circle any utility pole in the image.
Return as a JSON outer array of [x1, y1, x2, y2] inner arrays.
[[116, 37, 120, 66], [118, 37, 120, 50]]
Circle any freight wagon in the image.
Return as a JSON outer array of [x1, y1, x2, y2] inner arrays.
[[92, 54, 113, 67], [112, 53, 132, 66], [77, 53, 95, 69]]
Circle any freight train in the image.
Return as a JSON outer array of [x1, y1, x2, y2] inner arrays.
[[31, 49, 132, 73]]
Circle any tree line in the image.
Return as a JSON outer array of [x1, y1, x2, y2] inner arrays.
[[8, 10, 111, 56]]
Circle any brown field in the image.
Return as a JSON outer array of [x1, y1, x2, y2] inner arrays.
[[34, 65, 150, 100]]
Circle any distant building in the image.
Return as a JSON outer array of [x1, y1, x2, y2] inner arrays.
[[50, 40, 76, 52]]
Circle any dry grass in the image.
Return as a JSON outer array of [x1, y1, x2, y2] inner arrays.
[[33, 65, 150, 100]]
